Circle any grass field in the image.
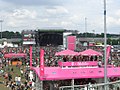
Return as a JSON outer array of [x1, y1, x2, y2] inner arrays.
[[0, 84, 9, 90], [0, 65, 25, 90]]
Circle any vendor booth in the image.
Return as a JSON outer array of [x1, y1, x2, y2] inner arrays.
[[4, 53, 27, 65]]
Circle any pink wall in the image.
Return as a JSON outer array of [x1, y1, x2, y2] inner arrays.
[[67, 36, 76, 43], [67, 36, 76, 50]]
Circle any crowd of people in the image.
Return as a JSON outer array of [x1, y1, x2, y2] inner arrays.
[[0, 46, 36, 90], [0, 45, 119, 90]]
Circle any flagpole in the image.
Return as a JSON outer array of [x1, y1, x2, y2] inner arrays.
[[104, 0, 107, 90]]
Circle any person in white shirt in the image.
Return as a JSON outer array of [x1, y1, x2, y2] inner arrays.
[[98, 60, 102, 67], [17, 76, 21, 86], [15, 76, 18, 85]]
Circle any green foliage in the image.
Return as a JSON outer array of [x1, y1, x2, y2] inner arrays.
[[1, 31, 22, 39], [107, 38, 120, 45], [76, 32, 119, 38]]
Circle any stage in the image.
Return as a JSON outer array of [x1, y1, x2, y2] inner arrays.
[[31, 66, 120, 80]]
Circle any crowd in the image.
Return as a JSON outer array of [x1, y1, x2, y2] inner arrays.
[[0, 45, 119, 90], [0, 46, 36, 90]]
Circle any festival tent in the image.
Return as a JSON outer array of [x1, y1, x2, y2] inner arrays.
[[79, 49, 102, 56], [4, 53, 27, 58], [55, 49, 78, 56]]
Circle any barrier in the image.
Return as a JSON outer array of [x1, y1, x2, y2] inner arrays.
[[58, 61, 98, 67], [59, 80, 120, 90], [59, 84, 86, 90]]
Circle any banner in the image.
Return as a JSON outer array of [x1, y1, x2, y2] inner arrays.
[[30, 46, 32, 67], [40, 49, 44, 78], [106, 46, 111, 63]]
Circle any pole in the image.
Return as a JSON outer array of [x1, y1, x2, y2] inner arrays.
[[72, 79, 74, 90], [93, 30, 95, 42], [0, 20, 3, 39], [85, 17, 87, 37], [118, 41, 120, 45], [104, 0, 107, 90], [40, 81, 43, 90]]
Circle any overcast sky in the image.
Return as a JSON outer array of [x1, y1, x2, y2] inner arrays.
[[0, 0, 120, 34]]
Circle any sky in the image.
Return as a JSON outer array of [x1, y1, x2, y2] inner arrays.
[[0, 0, 120, 34]]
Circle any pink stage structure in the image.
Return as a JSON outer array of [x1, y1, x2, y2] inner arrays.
[[30, 45, 120, 81]]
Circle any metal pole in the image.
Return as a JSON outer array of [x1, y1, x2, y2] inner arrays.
[[35, 74, 43, 90], [40, 81, 43, 90], [85, 17, 87, 37], [72, 79, 74, 90], [104, 0, 107, 90], [0, 20, 3, 39], [118, 32, 120, 45], [93, 30, 95, 42]]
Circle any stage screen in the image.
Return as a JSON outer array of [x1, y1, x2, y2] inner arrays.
[[22, 30, 36, 45], [37, 30, 63, 46]]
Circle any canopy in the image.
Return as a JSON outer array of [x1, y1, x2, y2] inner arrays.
[[79, 49, 102, 56], [55, 49, 78, 56], [4, 53, 27, 58]]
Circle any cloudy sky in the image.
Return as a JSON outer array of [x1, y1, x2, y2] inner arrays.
[[0, 0, 120, 34]]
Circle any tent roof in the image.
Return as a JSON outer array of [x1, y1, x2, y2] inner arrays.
[[79, 49, 102, 56], [55, 49, 78, 56]]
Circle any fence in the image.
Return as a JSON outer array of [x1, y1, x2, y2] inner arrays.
[[59, 80, 120, 90]]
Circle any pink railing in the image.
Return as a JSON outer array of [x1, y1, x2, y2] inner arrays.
[[58, 61, 98, 67]]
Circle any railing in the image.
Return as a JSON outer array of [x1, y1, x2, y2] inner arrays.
[[59, 80, 120, 90], [58, 61, 98, 67], [59, 84, 86, 90]]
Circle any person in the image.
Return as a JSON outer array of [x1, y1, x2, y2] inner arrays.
[[15, 76, 18, 85], [4, 72, 8, 79], [17, 76, 21, 86], [8, 73, 12, 81], [63, 56, 67, 62], [11, 68, 13, 72], [20, 69, 23, 76], [98, 60, 102, 67]]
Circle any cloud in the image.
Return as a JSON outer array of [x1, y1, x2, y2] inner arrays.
[[2, 0, 65, 6], [46, 6, 69, 15], [107, 16, 117, 26], [0, 0, 120, 34], [69, 15, 83, 23], [40, 19, 49, 22], [107, 19, 120, 34], [61, 21, 72, 26], [107, 9, 120, 26], [5, 9, 37, 28], [115, 10, 120, 17], [12, 9, 37, 19]]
